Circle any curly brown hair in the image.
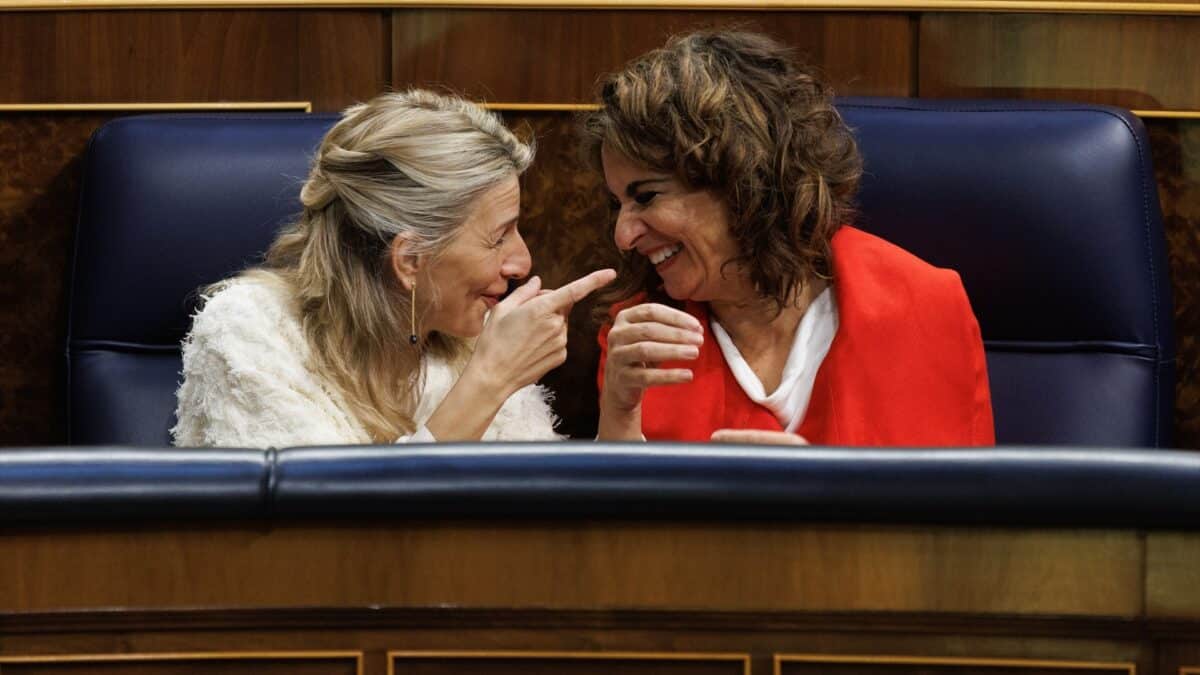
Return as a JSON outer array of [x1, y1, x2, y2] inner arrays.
[[583, 29, 863, 314]]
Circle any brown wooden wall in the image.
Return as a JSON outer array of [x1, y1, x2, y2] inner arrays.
[[0, 8, 1196, 446]]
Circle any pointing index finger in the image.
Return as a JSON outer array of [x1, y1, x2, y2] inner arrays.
[[542, 268, 617, 312]]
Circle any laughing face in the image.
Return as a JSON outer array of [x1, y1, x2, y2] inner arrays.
[[602, 145, 750, 304], [422, 173, 530, 337]]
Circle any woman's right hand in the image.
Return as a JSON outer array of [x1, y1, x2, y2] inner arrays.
[[468, 269, 617, 399], [599, 303, 704, 434]]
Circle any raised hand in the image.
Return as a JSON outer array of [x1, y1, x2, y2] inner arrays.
[[425, 268, 615, 443], [598, 302, 704, 440], [472, 268, 617, 397]]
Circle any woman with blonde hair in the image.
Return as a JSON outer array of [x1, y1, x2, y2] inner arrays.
[[173, 89, 613, 448], [590, 31, 993, 446]]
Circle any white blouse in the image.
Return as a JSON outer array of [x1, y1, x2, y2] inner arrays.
[[709, 287, 839, 433], [171, 276, 562, 448]]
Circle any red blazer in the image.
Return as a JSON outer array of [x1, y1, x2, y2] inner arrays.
[[598, 226, 995, 446]]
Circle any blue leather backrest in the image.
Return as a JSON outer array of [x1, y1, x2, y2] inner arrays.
[[838, 99, 1173, 447], [68, 114, 339, 445], [66, 101, 1174, 447]]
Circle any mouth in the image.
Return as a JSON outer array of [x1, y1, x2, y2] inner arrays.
[[481, 294, 501, 309], [646, 243, 684, 266]]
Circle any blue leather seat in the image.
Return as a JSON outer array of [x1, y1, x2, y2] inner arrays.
[[65, 100, 1174, 447]]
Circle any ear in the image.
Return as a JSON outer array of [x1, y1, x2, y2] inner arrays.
[[389, 234, 422, 290]]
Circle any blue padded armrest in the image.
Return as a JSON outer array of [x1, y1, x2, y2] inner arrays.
[[272, 444, 1200, 528], [3, 444, 1199, 526], [0, 448, 268, 521]]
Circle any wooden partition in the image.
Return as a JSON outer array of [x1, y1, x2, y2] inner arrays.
[[1, 518, 1199, 674]]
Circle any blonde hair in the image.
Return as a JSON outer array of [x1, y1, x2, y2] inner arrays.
[[242, 90, 534, 441]]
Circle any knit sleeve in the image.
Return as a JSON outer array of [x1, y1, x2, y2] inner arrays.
[[171, 281, 370, 449]]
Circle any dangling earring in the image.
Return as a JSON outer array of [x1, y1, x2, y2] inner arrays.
[[409, 283, 419, 345]]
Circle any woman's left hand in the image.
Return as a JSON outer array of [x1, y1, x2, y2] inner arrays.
[[710, 429, 810, 445]]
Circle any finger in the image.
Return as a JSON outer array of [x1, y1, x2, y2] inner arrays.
[[541, 268, 617, 312], [710, 429, 810, 445], [499, 275, 542, 308], [620, 368, 693, 387], [611, 342, 699, 365], [617, 302, 703, 333], [609, 321, 704, 348]]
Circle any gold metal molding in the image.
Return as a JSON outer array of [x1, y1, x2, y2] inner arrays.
[[486, 102, 1200, 119], [0, 651, 364, 675], [1180, 668, 1200, 675], [1133, 109, 1200, 119], [0, 0, 1199, 14], [389, 650, 752, 675], [0, 101, 313, 113], [775, 653, 1137, 675]]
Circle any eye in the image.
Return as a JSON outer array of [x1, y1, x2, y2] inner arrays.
[[607, 196, 621, 212], [634, 191, 659, 206]]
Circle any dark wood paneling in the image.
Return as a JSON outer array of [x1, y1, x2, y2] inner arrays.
[[0, 12, 299, 103], [1149, 119, 1200, 451], [0, 11, 388, 111], [299, 11, 391, 112], [0, 659, 357, 675], [918, 14, 1200, 110], [392, 10, 914, 102], [1147, 533, 1200, 619], [0, 522, 1141, 615], [0, 114, 104, 446]]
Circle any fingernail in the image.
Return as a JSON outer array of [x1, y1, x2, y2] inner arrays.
[[685, 346, 699, 358]]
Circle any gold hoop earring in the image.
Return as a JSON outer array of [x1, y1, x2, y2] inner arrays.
[[409, 283, 418, 346]]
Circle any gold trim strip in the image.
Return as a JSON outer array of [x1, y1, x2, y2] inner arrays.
[[1180, 669, 1200, 675], [1132, 109, 1200, 119], [485, 102, 600, 111], [0, 651, 363, 675], [775, 653, 1136, 675], [0, 101, 313, 113], [389, 650, 752, 675], [0, 0, 1199, 13]]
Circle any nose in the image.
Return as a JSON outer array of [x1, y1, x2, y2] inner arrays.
[[501, 231, 532, 279], [613, 206, 647, 252]]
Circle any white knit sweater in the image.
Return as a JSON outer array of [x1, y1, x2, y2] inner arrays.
[[171, 277, 563, 448]]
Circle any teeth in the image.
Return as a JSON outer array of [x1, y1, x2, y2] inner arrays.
[[649, 244, 683, 265]]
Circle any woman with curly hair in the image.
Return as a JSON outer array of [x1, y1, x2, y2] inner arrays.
[[588, 31, 993, 446]]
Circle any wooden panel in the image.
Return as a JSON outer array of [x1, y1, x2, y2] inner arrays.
[[1146, 532, 1200, 618], [918, 13, 1200, 110], [392, 9, 914, 102], [0, 522, 1142, 616], [0, 11, 388, 111], [0, 113, 103, 446], [1148, 118, 1200, 451], [1153, 641, 1200, 675], [778, 654, 1133, 675], [390, 652, 746, 675], [0, 11, 299, 103], [298, 11, 391, 112]]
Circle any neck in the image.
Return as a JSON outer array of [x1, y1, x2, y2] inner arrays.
[[709, 275, 827, 352]]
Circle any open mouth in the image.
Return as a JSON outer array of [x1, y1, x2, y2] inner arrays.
[[648, 243, 683, 266]]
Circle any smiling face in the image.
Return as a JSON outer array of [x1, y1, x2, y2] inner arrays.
[[421, 173, 530, 337], [602, 145, 752, 304]]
